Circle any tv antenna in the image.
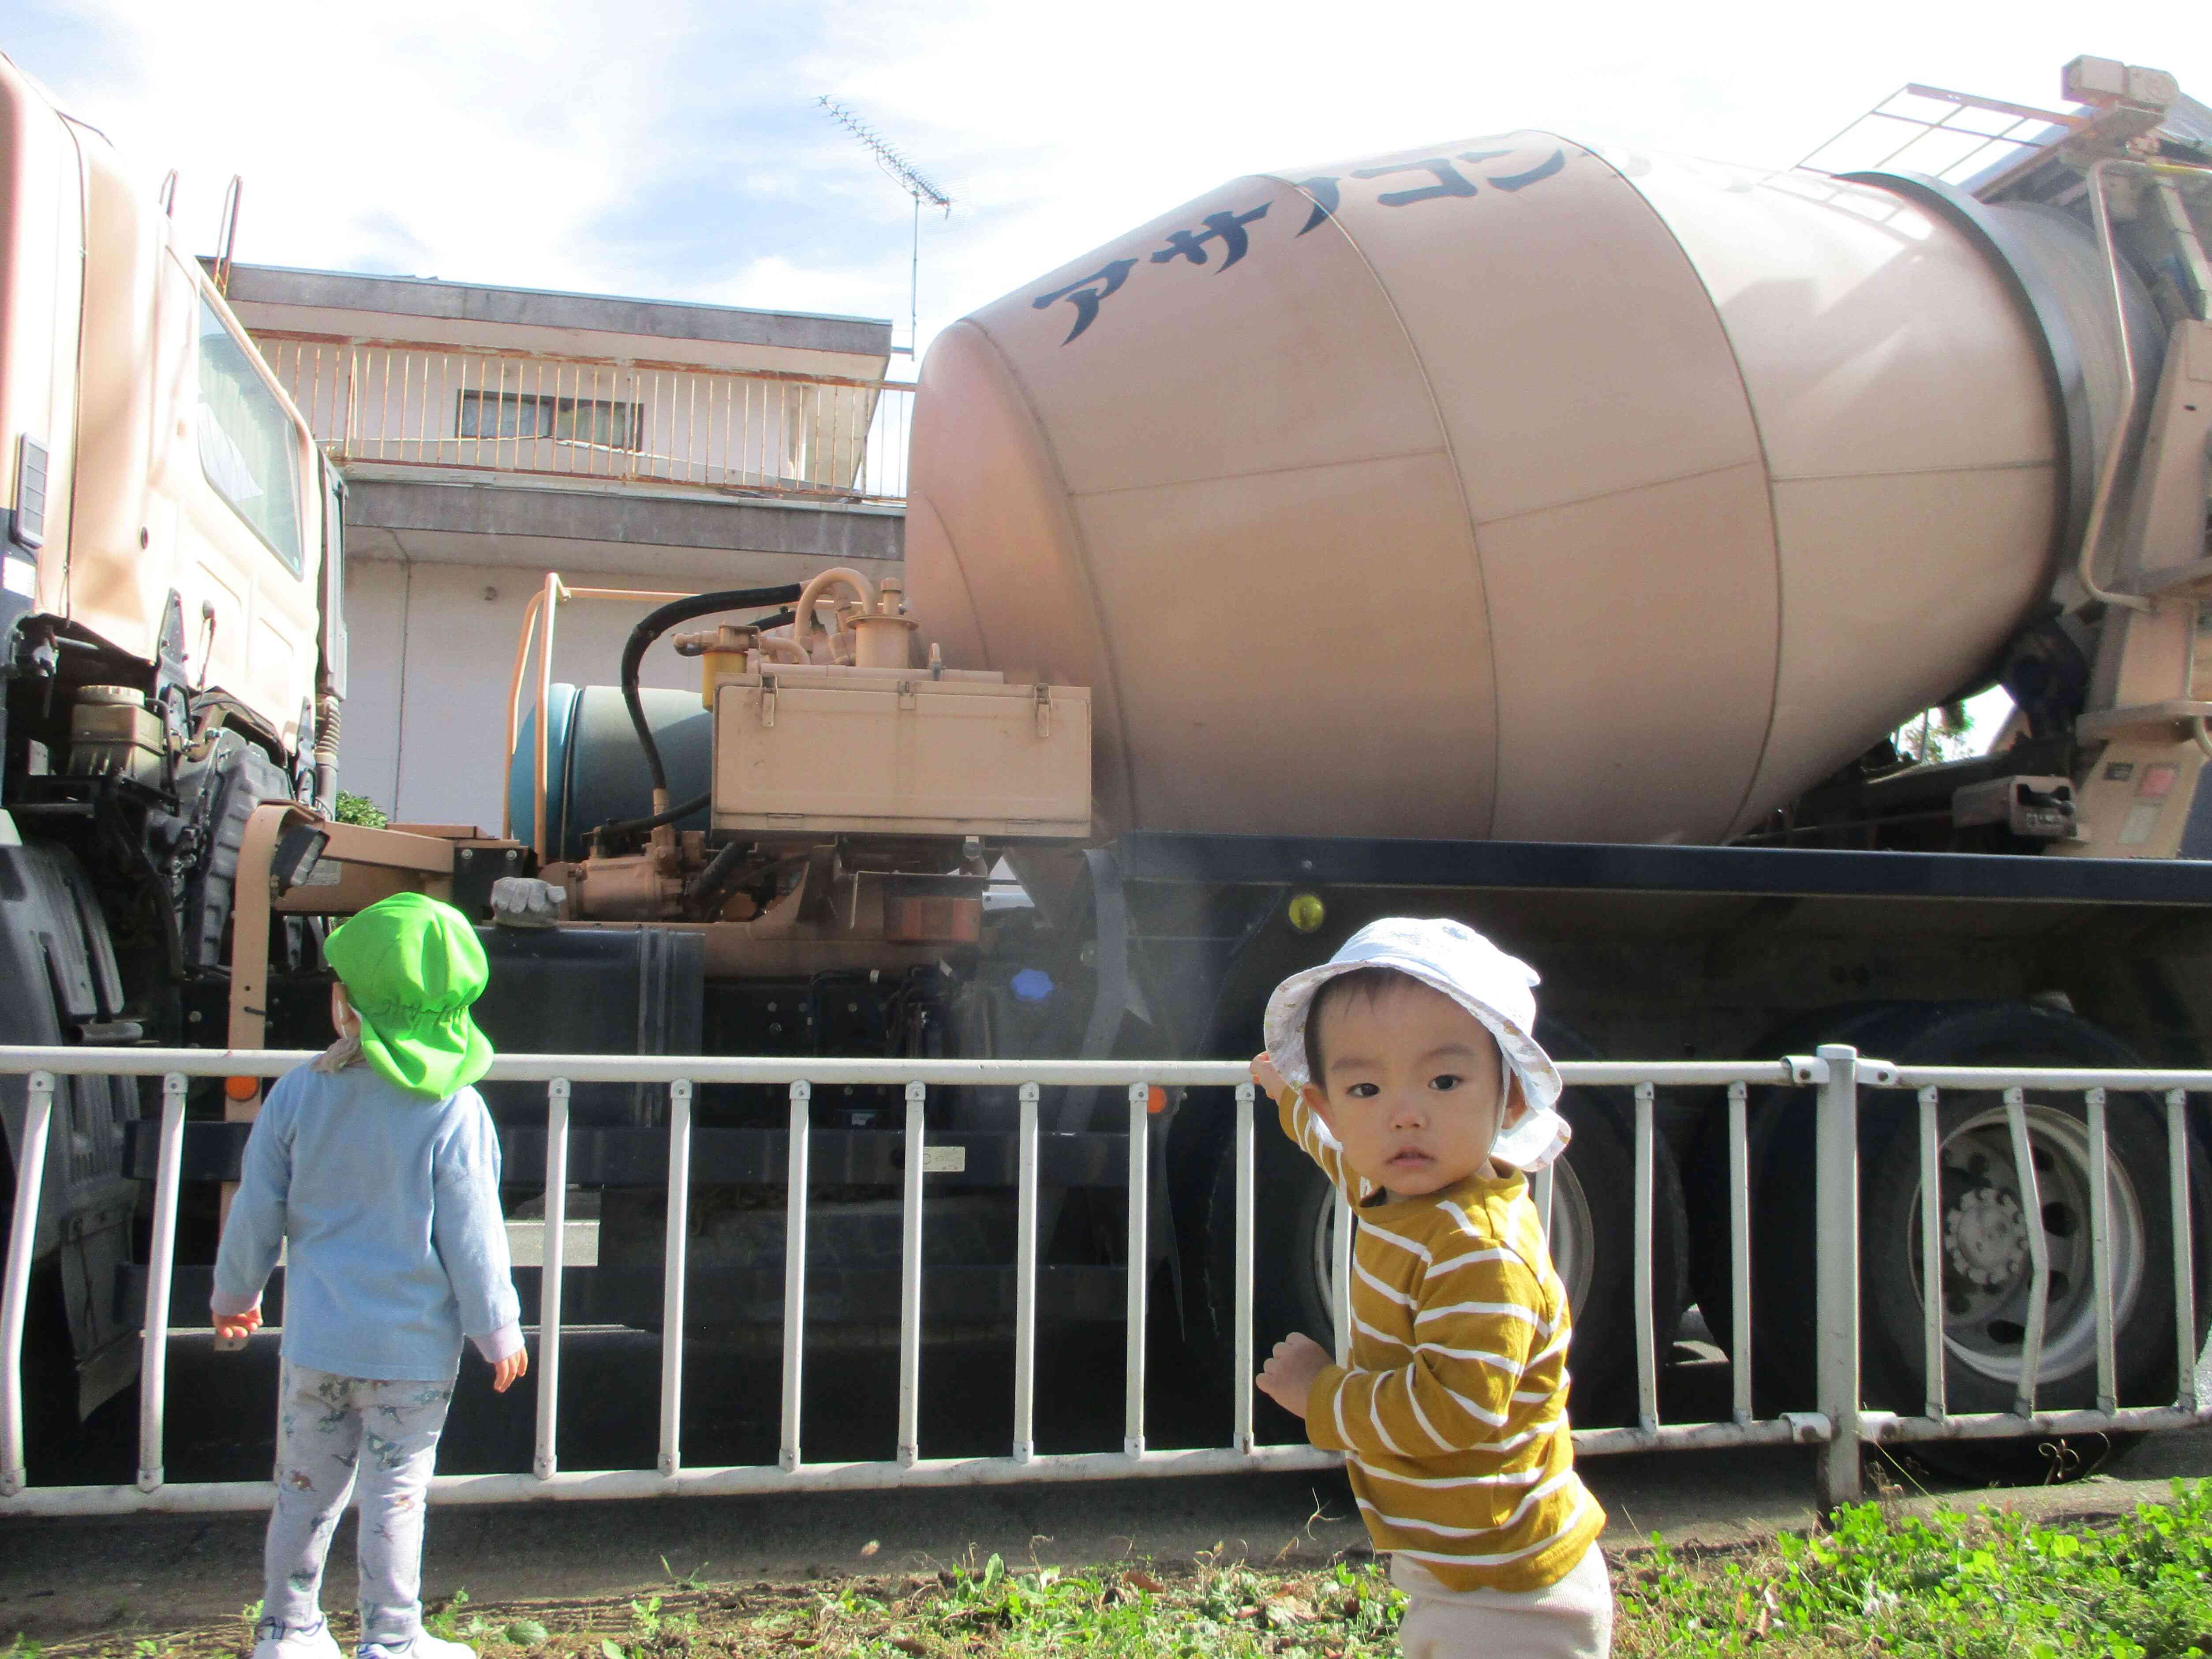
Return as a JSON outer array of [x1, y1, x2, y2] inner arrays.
[[818, 96, 951, 355]]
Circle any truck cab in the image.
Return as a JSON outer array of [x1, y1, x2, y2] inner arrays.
[[1, 48, 341, 1420]]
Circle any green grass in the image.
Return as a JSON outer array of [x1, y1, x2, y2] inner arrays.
[[19, 1482, 2212, 1657], [1618, 1479, 2212, 1657]]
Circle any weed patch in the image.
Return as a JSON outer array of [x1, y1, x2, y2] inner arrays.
[[1617, 1477, 2212, 1657], [15, 1481, 2212, 1658]]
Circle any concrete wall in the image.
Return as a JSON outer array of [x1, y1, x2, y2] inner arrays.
[[332, 473, 905, 834], [337, 560, 728, 831]]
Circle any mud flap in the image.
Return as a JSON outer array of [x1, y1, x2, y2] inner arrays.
[[0, 841, 144, 1419]]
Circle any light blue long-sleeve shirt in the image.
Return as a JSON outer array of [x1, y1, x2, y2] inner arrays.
[[212, 1060, 523, 1379]]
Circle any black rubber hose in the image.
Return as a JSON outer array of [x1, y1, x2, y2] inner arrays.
[[684, 839, 750, 919], [619, 584, 803, 797], [596, 791, 711, 843]]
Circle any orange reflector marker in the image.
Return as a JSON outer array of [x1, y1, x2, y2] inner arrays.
[[224, 1076, 259, 1102], [1147, 1085, 1168, 1116]]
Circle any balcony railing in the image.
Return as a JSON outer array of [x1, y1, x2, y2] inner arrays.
[[255, 333, 913, 506], [1795, 82, 2082, 187]]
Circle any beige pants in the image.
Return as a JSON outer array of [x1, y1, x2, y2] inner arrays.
[[1392, 1544, 1613, 1659]]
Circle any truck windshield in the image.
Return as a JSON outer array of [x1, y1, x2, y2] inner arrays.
[[196, 296, 303, 573]]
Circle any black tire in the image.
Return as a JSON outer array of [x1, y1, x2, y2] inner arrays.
[[1553, 1082, 1692, 1427], [1688, 1000, 1908, 1396], [1198, 1063, 1688, 1433], [1197, 1104, 1336, 1443], [1712, 1002, 2212, 1473]]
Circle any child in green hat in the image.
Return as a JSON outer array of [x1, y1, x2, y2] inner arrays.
[[213, 892, 524, 1659]]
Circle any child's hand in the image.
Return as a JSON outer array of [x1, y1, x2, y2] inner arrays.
[[490, 1348, 530, 1394], [212, 1306, 262, 1342], [1256, 1331, 1332, 1419], [1251, 1053, 1292, 1108]]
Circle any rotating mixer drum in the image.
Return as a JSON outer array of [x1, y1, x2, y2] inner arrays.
[[905, 133, 2149, 845]]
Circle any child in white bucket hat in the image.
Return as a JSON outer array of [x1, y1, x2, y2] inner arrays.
[[1251, 918, 1611, 1658]]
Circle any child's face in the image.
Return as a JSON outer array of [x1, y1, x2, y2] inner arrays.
[[1306, 979, 1520, 1198], [330, 982, 359, 1038]]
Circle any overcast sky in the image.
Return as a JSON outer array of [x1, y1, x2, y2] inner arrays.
[[10, 2, 2197, 369]]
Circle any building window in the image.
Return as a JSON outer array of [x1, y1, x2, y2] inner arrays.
[[197, 297, 304, 572], [458, 390, 640, 449]]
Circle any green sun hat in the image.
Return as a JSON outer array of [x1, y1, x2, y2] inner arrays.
[[323, 891, 494, 1099]]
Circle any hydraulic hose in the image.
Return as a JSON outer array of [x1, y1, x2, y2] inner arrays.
[[594, 791, 712, 848], [618, 584, 803, 802], [684, 839, 750, 919]]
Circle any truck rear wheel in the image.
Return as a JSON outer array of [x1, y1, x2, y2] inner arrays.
[[1199, 1069, 1685, 1433], [1704, 1002, 2212, 1478]]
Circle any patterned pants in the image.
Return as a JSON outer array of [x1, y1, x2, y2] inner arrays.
[[264, 1360, 455, 1647]]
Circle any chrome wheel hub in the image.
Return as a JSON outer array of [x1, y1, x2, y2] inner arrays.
[[1945, 1186, 2029, 1289]]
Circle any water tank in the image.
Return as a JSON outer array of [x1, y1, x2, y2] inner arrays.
[[904, 134, 2148, 844], [510, 684, 711, 861]]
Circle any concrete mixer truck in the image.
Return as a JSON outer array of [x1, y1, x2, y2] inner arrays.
[[6, 49, 2212, 1459]]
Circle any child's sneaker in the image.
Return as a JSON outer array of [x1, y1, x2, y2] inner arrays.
[[359, 1638, 476, 1659], [253, 1620, 342, 1659]]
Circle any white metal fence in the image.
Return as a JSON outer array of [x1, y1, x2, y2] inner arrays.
[[255, 333, 913, 504], [2, 1045, 2206, 1520]]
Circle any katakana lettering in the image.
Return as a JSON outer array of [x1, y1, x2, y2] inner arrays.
[[1351, 158, 1477, 208], [1292, 176, 1341, 236], [1033, 258, 1139, 344], [1476, 146, 1565, 192], [1151, 202, 1272, 270]]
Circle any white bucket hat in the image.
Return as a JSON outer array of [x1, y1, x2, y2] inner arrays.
[[1262, 917, 1572, 1171]]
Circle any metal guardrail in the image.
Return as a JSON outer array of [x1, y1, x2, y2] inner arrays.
[[254, 333, 913, 505], [3, 1045, 2207, 1519]]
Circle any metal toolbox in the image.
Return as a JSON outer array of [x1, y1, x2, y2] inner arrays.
[[711, 666, 1091, 838]]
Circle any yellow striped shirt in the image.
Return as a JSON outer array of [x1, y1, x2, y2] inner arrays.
[[1282, 1087, 1604, 1592]]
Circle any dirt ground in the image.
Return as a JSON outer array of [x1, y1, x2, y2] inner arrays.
[[10, 1319, 2210, 1644], [8, 1431, 2209, 1643]]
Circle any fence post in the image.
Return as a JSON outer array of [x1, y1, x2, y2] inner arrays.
[[1013, 1082, 1040, 1464], [659, 1078, 693, 1479], [781, 1080, 811, 1474], [1124, 1083, 1149, 1458], [897, 1080, 926, 1469], [1815, 1045, 1863, 1508], [1633, 1081, 1659, 1434], [535, 1079, 571, 1481], [2167, 1090, 2197, 1411], [0, 1071, 55, 1497], [137, 1073, 190, 1493], [1233, 1082, 1256, 1455]]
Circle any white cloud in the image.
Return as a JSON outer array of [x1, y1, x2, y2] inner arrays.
[[16, 0, 2200, 372], [805, 0, 2204, 362], [30, 0, 692, 292], [710, 251, 899, 319]]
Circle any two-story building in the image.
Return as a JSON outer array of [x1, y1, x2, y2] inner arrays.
[[220, 263, 907, 831]]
